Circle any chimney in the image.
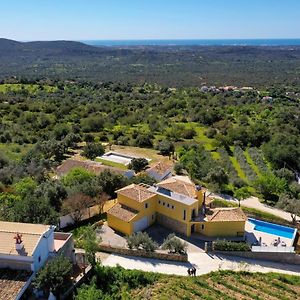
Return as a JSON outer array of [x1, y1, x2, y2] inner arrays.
[[14, 233, 24, 251]]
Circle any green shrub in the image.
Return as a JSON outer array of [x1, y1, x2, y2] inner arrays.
[[126, 231, 158, 252], [161, 233, 187, 254], [213, 240, 251, 251]]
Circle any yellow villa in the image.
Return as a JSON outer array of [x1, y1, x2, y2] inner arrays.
[[107, 176, 247, 238]]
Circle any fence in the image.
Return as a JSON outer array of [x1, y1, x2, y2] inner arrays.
[[212, 250, 300, 265], [252, 246, 295, 253]]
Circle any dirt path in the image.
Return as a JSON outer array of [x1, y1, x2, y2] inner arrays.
[[240, 196, 298, 222], [210, 192, 298, 222]]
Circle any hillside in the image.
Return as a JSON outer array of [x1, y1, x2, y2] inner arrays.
[[131, 271, 300, 300], [75, 266, 300, 300], [1, 39, 300, 86]]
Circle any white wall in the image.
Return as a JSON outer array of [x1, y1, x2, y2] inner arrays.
[[32, 228, 55, 271]]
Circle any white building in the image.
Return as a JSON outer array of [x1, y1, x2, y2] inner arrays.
[[0, 221, 74, 299]]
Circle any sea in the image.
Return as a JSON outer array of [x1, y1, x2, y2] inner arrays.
[[81, 39, 300, 47]]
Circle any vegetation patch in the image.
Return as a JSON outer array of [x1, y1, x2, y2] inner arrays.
[[76, 267, 300, 300]]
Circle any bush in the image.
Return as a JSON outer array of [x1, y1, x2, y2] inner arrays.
[[131, 174, 157, 185], [213, 240, 251, 251], [217, 148, 243, 187], [181, 128, 196, 139], [234, 146, 257, 182], [134, 133, 153, 148], [128, 158, 149, 173], [174, 162, 184, 175], [88, 265, 159, 296], [82, 142, 105, 160], [126, 232, 158, 252], [157, 140, 174, 156], [34, 256, 72, 298], [248, 147, 269, 173], [161, 233, 187, 254], [204, 166, 229, 192], [254, 173, 287, 201], [205, 127, 217, 138]]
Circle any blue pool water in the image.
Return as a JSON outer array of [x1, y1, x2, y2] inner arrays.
[[248, 218, 296, 239]]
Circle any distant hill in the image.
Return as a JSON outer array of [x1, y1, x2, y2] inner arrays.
[[1, 38, 300, 86]]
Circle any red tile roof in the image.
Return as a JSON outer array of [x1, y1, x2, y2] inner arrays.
[[117, 184, 156, 202], [0, 269, 32, 300], [208, 208, 247, 222], [157, 176, 197, 198], [107, 203, 138, 221]]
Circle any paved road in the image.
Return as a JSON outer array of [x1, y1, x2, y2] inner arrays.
[[99, 252, 300, 276]]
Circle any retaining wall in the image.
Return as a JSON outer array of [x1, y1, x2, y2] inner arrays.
[[99, 243, 188, 262], [212, 250, 300, 265]]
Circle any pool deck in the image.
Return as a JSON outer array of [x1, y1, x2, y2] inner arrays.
[[99, 151, 151, 166], [245, 221, 294, 247]]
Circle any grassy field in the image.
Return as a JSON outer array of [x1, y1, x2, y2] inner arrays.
[[229, 156, 248, 182], [130, 270, 300, 300], [213, 199, 292, 226], [109, 145, 173, 166], [244, 149, 261, 176], [0, 83, 58, 94], [95, 158, 128, 170], [180, 122, 220, 160], [0, 143, 33, 161]]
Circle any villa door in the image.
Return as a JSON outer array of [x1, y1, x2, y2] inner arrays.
[[191, 224, 195, 234]]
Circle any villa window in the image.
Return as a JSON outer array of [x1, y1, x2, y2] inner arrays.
[[172, 205, 174, 209], [145, 203, 148, 209], [158, 200, 161, 204], [167, 203, 170, 208], [163, 202, 165, 206], [201, 224, 204, 230], [183, 210, 186, 220]]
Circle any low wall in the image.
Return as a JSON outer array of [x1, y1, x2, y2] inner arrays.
[[99, 244, 188, 262], [212, 250, 300, 265]]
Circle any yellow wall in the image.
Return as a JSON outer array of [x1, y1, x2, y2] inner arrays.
[[110, 189, 245, 238], [118, 193, 157, 212], [108, 193, 158, 235], [156, 194, 198, 222], [196, 221, 245, 237], [156, 194, 199, 236], [107, 213, 133, 235], [196, 189, 204, 207]]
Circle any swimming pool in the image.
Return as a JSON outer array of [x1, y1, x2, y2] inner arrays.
[[248, 218, 296, 239]]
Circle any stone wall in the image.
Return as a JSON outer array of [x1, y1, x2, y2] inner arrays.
[[212, 250, 300, 265], [99, 244, 188, 262], [156, 213, 187, 236]]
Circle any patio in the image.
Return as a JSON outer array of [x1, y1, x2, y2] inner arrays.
[[245, 221, 295, 250]]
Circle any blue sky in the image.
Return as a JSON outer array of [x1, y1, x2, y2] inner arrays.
[[1, 0, 299, 40]]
